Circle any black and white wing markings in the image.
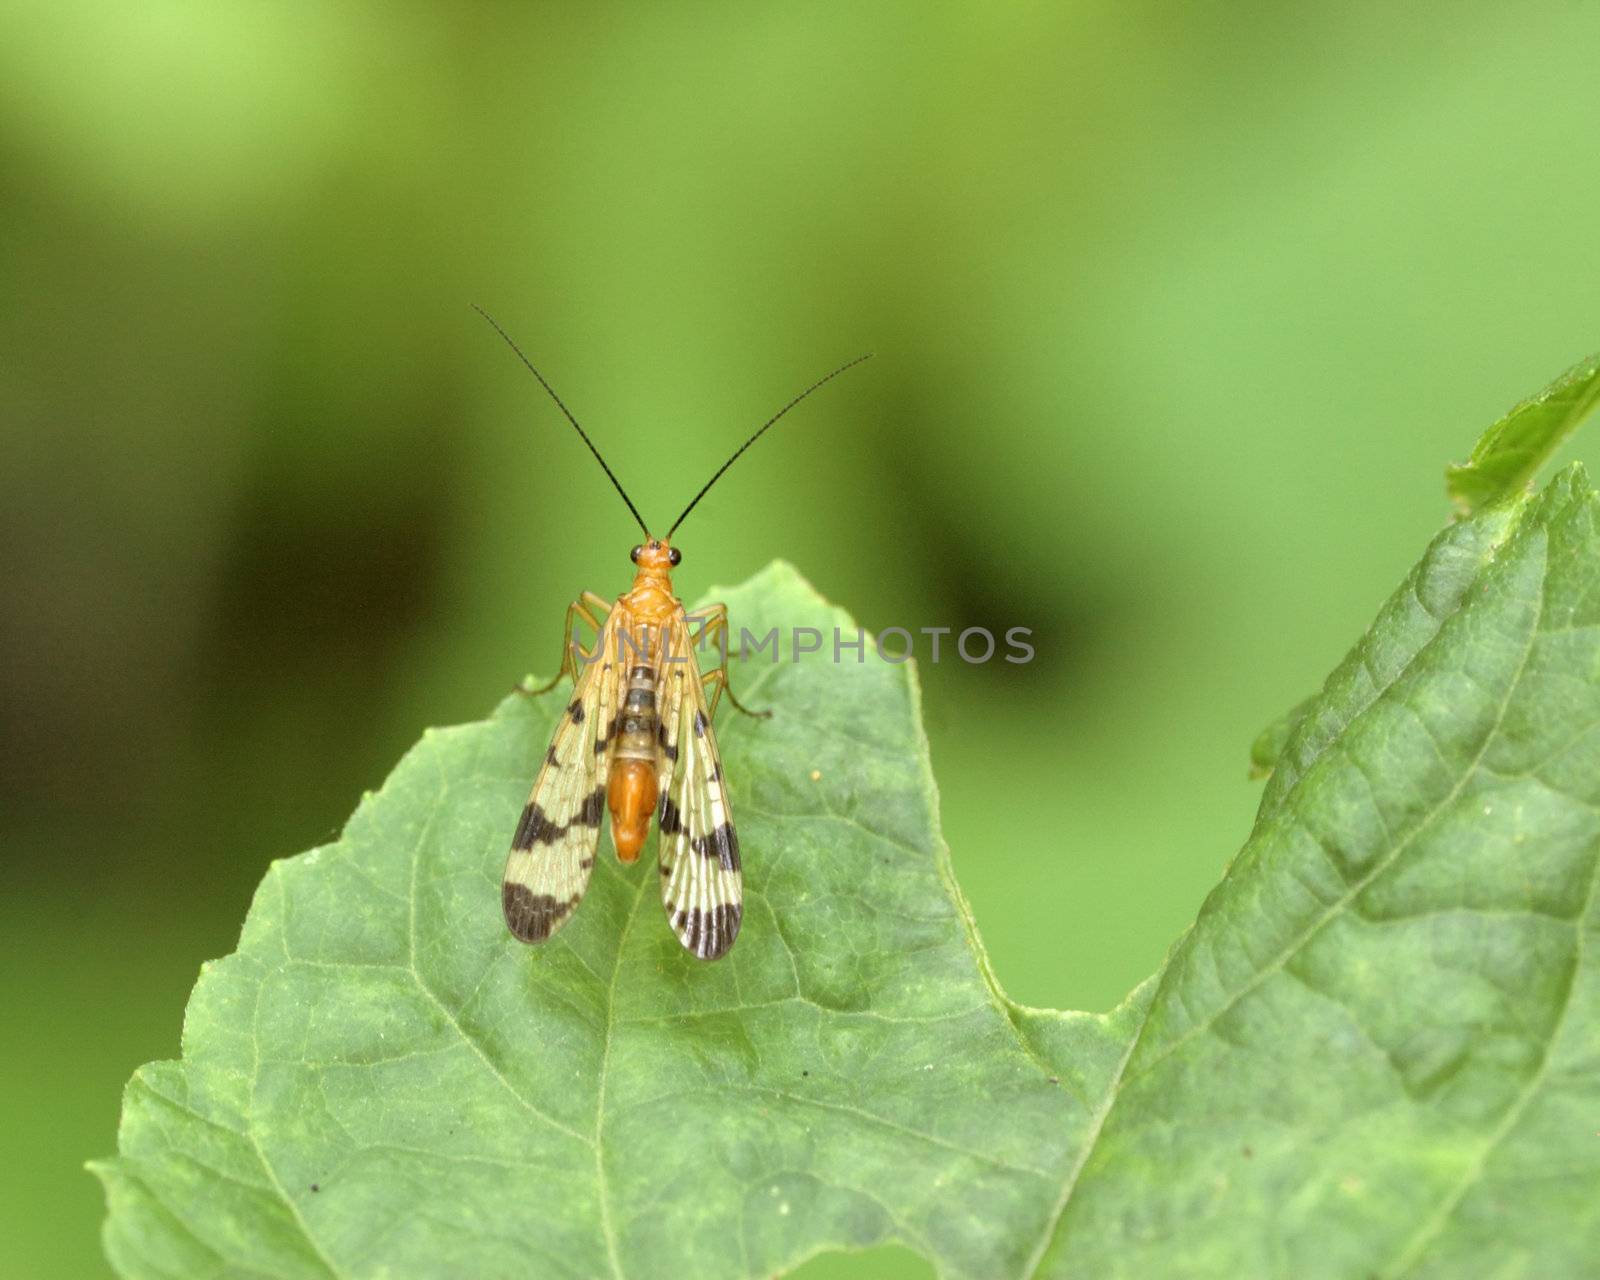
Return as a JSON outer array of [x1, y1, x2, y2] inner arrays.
[[502, 608, 625, 943], [657, 621, 742, 960]]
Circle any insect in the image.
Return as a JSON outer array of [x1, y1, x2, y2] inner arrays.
[[475, 306, 869, 960]]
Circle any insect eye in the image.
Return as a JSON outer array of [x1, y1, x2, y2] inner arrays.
[[630, 545, 642, 563], [668, 547, 682, 566]]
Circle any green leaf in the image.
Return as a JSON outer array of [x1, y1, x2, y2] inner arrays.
[[92, 562, 1115, 1279], [1445, 351, 1600, 514], [1041, 470, 1600, 1276], [98, 463, 1600, 1275]]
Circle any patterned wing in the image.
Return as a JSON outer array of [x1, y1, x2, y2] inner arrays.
[[654, 621, 689, 802], [502, 607, 625, 943], [657, 617, 742, 960]]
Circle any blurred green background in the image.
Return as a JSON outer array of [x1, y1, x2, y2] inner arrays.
[[4, 3, 1599, 1276]]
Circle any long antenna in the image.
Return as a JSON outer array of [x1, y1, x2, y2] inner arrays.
[[472, 304, 651, 538], [666, 353, 872, 539]]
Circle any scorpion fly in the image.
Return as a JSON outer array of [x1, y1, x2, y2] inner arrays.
[[475, 307, 869, 959]]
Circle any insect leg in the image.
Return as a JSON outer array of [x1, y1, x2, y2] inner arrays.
[[692, 605, 771, 720], [701, 667, 772, 720], [520, 594, 611, 695]]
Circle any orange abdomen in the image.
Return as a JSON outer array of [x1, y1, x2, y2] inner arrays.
[[607, 758, 658, 863]]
